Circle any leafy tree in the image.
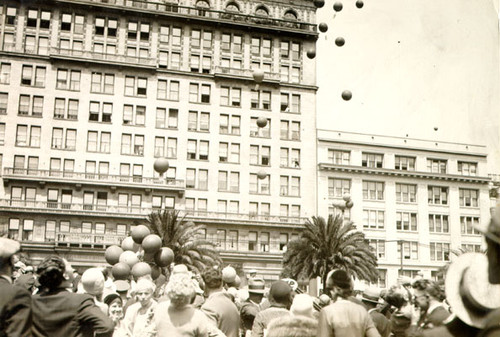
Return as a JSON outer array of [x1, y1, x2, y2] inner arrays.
[[282, 214, 378, 290], [146, 209, 221, 274]]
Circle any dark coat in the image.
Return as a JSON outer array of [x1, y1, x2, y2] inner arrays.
[[479, 308, 500, 337], [369, 309, 392, 337], [201, 291, 240, 337], [32, 288, 114, 337], [422, 317, 480, 337], [0, 277, 32, 337]]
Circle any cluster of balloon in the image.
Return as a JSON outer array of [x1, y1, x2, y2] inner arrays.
[[105, 224, 175, 281], [222, 266, 241, 288]]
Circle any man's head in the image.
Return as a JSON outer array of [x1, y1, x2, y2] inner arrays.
[[269, 280, 293, 308], [202, 266, 223, 292], [0, 238, 21, 276], [360, 287, 381, 309], [325, 269, 352, 299], [412, 279, 444, 312]]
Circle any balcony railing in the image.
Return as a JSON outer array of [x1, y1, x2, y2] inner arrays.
[[214, 67, 280, 83], [0, 199, 307, 226], [3, 168, 185, 190], [55, 232, 125, 246], [54, 0, 317, 33], [50, 48, 156, 68]]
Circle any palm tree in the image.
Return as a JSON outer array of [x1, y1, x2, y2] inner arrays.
[[146, 209, 221, 274], [282, 214, 378, 290]]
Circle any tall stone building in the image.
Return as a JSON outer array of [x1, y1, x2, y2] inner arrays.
[[0, 0, 319, 280]]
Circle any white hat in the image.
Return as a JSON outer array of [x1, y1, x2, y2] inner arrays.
[[445, 253, 500, 328], [290, 294, 315, 319], [0, 238, 20, 260], [81, 268, 105, 296]]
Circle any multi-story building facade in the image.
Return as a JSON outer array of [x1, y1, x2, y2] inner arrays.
[[0, 0, 319, 280], [317, 129, 491, 287]]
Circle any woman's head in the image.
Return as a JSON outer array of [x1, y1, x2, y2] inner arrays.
[[385, 285, 409, 309], [104, 293, 123, 317], [37, 256, 67, 291], [166, 273, 195, 308], [135, 278, 155, 308]]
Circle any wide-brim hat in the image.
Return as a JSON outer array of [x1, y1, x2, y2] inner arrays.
[[445, 252, 500, 328], [248, 277, 266, 294], [475, 203, 500, 245], [0, 238, 20, 260], [114, 280, 130, 292], [361, 287, 381, 304]]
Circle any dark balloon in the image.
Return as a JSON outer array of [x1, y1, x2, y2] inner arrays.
[[314, 0, 325, 8], [307, 49, 316, 59], [333, 2, 343, 12], [318, 23, 328, 33], [342, 90, 352, 101], [335, 37, 345, 47], [356, 0, 364, 8]]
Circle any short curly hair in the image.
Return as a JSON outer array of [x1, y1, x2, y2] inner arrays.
[[412, 279, 445, 301], [166, 273, 195, 307], [202, 267, 222, 289]]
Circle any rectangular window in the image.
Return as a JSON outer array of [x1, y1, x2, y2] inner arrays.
[[430, 242, 450, 261], [0, 92, 8, 114], [328, 150, 350, 165], [428, 186, 448, 205], [248, 231, 257, 251], [251, 90, 272, 110], [458, 161, 477, 176], [260, 232, 270, 252], [362, 181, 385, 200], [429, 214, 449, 233], [459, 189, 479, 207], [396, 183, 417, 203], [363, 210, 385, 229], [328, 178, 351, 198], [397, 241, 419, 260], [395, 155, 416, 171], [396, 212, 418, 231], [362, 153, 383, 168], [368, 239, 386, 259], [460, 216, 480, 235], [427, 159, 447, 174]]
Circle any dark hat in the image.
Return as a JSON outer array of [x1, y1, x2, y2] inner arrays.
[[248, 277, 266, 294], [103, 293, 122, 306], [328, 270, 352, 289], [269, 280, 292, 303]]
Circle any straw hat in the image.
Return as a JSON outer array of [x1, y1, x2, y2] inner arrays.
[[445, 252, 500, 328], [247, 277, 266, 294], [0, 238, 20, 260], [81, 268, 105, 296], [361, 287, 381, 304]]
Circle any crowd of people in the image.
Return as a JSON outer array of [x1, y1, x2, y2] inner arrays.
[[1, 204, 500, 337]]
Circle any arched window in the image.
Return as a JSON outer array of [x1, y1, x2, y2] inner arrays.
[[255, 5, 269, 17], [284, 10, 298, 20], [225, 2, 240, 12], [196, 0, 210, 8]]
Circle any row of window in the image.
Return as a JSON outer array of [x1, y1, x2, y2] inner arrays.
[[362, 209, 480, 235], [368, 240, 481, 263], [328, 150, 479, 176], [329, 178, 479, 206]]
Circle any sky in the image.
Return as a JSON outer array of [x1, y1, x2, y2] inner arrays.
[[316, 0, 500, 174]]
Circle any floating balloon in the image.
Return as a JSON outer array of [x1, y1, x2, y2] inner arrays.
[[318, 22, 328, 33], [154, 247, 175, 267], [131, 225, 151, 244], [335, 37, 345, 47], [105, 245, 123, 265], [256, 117, 268, 128], [343, 194, 351, 202], [222, 266, 237, 284], [314, 0, 325, 8], [131, 262, 152, 279], [341, 90, 352, 101], [333, 2, 343, 11], [119, 251, 139, 268], [112, 262, 131, 280], [153, 157, 170, 175], [252, 69, 265, 84], [257, 171, 267, 180], [356, 0, 364, 8], [121, 236, 140, 252], [142, 234, 162, 254], [306, 49, 316, 59], [346, 200, 354, 208]]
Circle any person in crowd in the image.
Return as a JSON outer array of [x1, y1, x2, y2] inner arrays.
[[251, 280, 293, 337], [266, 315, 318, 337], [385, 285, 414, 337], [101, 267, 116, 299], [419, 252, 500, 337], [201, 267, 240, 337], [290, 293, 317, 320], [317, 269, 380, 337], [240, 277, 266, 336], [32, 255, 114, 337], [0, 238, 32, 336], [478, 203, 500, 337], [360, 287, 391, 337], [122, 277, 157, 337], [81, 268, 108, 314], [411, 279, 450, 331], [15, 270, 37, 294], [103, 293, 127, 337], [155, 273, 221, 337]]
